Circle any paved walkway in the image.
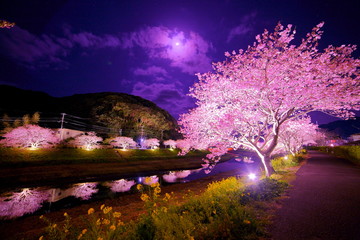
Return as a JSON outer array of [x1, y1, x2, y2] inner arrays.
[[271, 150, 360, 240]]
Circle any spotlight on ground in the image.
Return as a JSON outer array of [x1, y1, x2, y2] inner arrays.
[[248, 173, 256, 180]]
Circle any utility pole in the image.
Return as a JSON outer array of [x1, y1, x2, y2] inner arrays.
[[60, 113, 66, 140]]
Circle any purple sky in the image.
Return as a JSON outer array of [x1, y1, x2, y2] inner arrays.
[[0, 0, 359, 123]]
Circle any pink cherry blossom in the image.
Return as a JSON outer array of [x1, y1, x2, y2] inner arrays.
[[0, 125, 59, 149], [73, 132, 102, 150], [180, 22, 360, 177], [0, 188, 50, 219], [71, 183, 98, 200], [163, 139, 177, 149], [142, 138, 160, 149], [110, 136, 137, 149], [105, 179, 136, 192]]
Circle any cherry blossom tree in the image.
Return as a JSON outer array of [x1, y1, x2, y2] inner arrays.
[[0, 188, 50, 219], [110, 136, 137, 149], [163, 139, 177, 149], [175, 139, 193, 154], [142, 138, 160, 149], [180, 22, 360, 176], [277, 117, 318, 156], [0, 125, 59, 149], [74, 132, 102, 150]]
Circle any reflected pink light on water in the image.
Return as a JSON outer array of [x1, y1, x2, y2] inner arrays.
[[0, 188, 50, 219]]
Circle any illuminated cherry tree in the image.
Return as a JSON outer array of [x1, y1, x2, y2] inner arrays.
[[163, 139, 177, 149], [180, 23, 360, 176], [277, 117, 318, 156], [110, 136, 137, 149], [142, 138, 160, 149], [0, 125, 59, 149], [0, 188, 50, 219], [175, 139, 193, 154], [74, 132, 102, 150]]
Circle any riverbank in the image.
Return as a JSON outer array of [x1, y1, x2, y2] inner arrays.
[[0, 148, 234, 191]]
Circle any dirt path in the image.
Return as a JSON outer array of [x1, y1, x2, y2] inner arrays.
[[270, 150, 360, 240]]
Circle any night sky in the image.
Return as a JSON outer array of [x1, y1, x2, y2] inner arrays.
[[1, 0, 359, 123]]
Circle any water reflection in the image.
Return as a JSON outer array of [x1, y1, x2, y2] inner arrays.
[[0, 188, 50, 219], [105, 179, 136, 193], [72, 183, 98, 200], [0, 157, 258, 219]]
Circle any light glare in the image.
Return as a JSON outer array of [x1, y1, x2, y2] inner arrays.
[[248, 173, 256, 180]]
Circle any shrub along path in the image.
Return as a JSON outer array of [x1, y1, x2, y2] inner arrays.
[[270, 150, 360, 240]]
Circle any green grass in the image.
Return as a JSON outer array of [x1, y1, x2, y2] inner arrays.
[[0, 148, 210, 167], [315, 146, 360, 165]]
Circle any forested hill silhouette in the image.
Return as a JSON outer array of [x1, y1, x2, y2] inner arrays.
[[0, 85, 179, 139]]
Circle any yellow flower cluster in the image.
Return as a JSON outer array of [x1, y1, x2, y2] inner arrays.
[[103, 206, 112, 214], [88, 208, 95, 215], [140, 193, 150, 202]]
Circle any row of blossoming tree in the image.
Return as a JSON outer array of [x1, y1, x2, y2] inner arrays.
[[179, 22, 359, 177], [0, 124, 193, 151]]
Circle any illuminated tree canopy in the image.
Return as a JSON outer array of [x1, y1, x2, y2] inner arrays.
[[0, 125, 59, 149], [179, 22, 360, 176]]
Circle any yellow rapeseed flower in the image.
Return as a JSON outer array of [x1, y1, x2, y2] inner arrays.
[[39, 236, 44, 240], [154, 186, 161, 194], [118, 220, 125, 226], [97, 237, 104, 240], [140, 193, 149, 202], [136, 184, 143, 191], [77, 233, 83, 240], [103, 206, 112, 214], [100, 204, 105, 210], [243, 220, 251, 224], [96, 219, 101, 225], [82, 229, 87, 234], [102, 219, 111, 225], [52, 224, 57, 228], [64, 212, 69, 217], [39, 215, 44, 219], [88, 208, 95, 215], [110, 225, 116, 231], [144, 177, 152, 185], [113, 212, 121, 218], [150, 182, 159, 188]]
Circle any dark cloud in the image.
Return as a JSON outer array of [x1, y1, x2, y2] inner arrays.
[[226, 12, 257, 43], [0, 26, 70, 69], [133, 66, 168, 77], [131, 82, 194, 118]]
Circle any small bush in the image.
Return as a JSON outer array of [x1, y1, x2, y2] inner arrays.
[[316, 146, 360, 165], [241, 178, 288, 203]]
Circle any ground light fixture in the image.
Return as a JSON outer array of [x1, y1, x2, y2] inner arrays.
[[248, 173, 256, 180]]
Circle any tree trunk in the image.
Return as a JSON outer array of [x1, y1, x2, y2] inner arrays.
[[261, 155, 276, 177]]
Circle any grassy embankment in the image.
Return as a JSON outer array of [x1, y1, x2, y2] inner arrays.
[[0, 148, 209, 167], [35, 152, 307, 240], [312, 146, 360, 165], [0, 148, 230, 189]]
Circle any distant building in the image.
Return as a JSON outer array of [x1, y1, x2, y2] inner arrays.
[[349, 133, 360, 142], [55, 128, 84, 140]]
